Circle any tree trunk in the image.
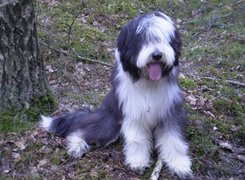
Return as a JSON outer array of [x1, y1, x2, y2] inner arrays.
[[0, 0, 56, 122]]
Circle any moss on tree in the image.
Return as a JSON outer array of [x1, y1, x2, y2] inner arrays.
[[0, 92, 57, 133]]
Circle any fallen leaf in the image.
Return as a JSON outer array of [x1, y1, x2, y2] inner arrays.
[[231, 125, 240, 132], [0, 140, 4, 145], [204, 110, 215, 118], [46, 64, 55, 72], [178, 72, 186, 79], [213, 126, 218, 131], [196, 96, 205, 107], [15, 140, 26, 150], [237, 155, 245, 162], [176, 18, 182, 24], [186, 94, 197, 105], [219, 141, 233, 151], [50, 165, 58, 171], [30, 166, 38, 173], [32, 130, 39, 136], [39, 145, 52, 154], [90, 169, 98, 177], [40, 138, 49, 145], [12, 152, 22, 162], [37, 159, 48, 168], [12, 148, 19, 152], [205, 100, 214, 111], [85, 67, 91, 72], [3, 169, 10, 174]]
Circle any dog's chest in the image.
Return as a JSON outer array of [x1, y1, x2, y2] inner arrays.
[[117, 77, 179, 125]]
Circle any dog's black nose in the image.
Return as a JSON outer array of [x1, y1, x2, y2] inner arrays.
[[152, 51, 162, 61]]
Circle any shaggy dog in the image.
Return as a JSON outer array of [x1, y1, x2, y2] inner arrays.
[[41, 11, 192, 179]]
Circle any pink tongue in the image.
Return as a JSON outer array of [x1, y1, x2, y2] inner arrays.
[[148, 63, 162, 81]]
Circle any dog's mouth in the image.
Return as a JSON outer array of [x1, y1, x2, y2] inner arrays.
[[147, 62, 162, 81], [146, 62, 172, 81]]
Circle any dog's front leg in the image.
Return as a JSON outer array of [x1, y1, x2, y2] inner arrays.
[[121, 119, 152, 174], [155, 125, 193, 179]]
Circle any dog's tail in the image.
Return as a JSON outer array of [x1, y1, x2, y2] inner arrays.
[[40, 107, 92, 137], [40, 95, 122, 157]]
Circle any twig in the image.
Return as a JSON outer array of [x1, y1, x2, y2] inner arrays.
[[199, 76, 245, 88], [233, 0, 243, 6], [71, 48, 113, 67], [150, 159, 164, 180], [40, 40, 113, 67], [67, 13, 80, 51]]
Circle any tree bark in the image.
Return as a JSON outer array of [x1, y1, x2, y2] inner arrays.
[[0, 0, 56, 118]]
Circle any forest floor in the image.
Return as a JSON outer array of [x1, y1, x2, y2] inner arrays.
[[0, 0, 244, 179]]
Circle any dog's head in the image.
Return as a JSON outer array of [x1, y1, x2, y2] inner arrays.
[[116, 11, 181, 81]]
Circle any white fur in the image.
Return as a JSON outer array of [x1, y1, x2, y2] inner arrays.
[[136, 42, 175, 68], [115, 57, 184, 171], [136, 13, 174, 42], [40, 115, 53, 131], [122, 117, 153, 171], [135, 14, 176, 70], [66, 131, 90, 158], [115, 58, 182, 126], [155, 127, 193, 177]]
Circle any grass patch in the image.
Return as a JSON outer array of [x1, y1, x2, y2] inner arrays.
[[234, 127, 245, 146], [180, 77, 198, 89], [213, 98, 244, 118], [71, 26, 113, 61], [0, 111, 35, 133], [50, 149, 67, 165], [187, 125, 215, 157], [0, 93, 57, 133]]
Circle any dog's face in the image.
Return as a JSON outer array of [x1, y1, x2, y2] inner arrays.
[[116, 11, 181, 81]]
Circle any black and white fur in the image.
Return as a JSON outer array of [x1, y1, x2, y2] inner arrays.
[[41, 11, 192, 178]]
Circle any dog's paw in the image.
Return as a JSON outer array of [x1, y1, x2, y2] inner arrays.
[[125, 155, 152, 175], [129, 166, 146, 175], [167, 155, 193, 180], [66, 132, 90, 158], [176, 172, 193, 180]]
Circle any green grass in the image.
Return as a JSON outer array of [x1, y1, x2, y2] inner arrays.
[[180, 77, 198, 90], [0, 111, 36, 133], [0, 93, 57, 133], [50, 149, 68, 165]]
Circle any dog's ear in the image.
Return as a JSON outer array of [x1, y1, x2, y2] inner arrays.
[[116, 19, 144, 81], [170, 30, 182, 66]]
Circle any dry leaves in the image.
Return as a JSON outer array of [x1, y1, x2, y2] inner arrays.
[[218, 141, 233, 151], [12, 152, 22, 162], [185, 90, 215, 118], [237, 155, 245, 162], [14, 140, 26, 150], [37, 159, 49, 168]]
